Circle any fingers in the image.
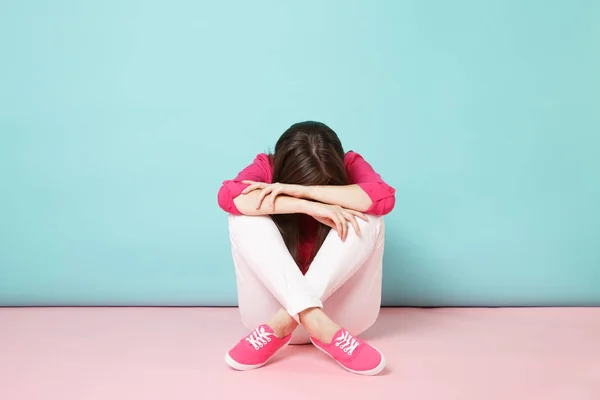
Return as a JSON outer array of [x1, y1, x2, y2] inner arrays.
[[319, 216, 344, 234], [332, 213, 344, 240], [331, 210, 348, 241], [248, 183, 285, 210], [347, 209, 368, 221], [319, 206, 369, 241], [326, 208, 366, 241], [241, 183, 258, 194], [342, 211, 361, 237], [267, 187, 283, 210], [256, 186, 273, 209], [242, 181, 264, 194], [340, 212, 348, 241], [320, 218, 336, 230]]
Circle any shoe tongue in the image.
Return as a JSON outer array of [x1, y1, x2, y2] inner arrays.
[[315, 329, 346, 346], [335, 328, 346, 337], [331, 329, 347, 341]]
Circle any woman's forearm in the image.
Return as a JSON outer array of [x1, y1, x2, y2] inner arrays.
[[233, 190, 309, 216], [305, 184, 372, 212]]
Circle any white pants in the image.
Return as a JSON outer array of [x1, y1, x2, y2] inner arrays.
[[228, 214, 385, 344]]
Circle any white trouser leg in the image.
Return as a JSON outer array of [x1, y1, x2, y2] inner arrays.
[[229, 215, 323, 319], [296, 218, 384, 343], [229, 215, 384, 344], [304, 214, 384, 302]]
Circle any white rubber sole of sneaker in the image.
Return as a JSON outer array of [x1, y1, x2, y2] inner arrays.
[[225, 342, 290, 371], [310, 339, 387, 376]]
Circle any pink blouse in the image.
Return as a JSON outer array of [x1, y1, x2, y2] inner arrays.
[[217, 151, 395, 274], [218, 151, 396, 215]]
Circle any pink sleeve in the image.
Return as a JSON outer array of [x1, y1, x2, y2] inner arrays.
[[217, 154, 272, 215], [345, 151, 396, 215]]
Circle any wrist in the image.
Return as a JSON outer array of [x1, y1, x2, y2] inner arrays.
[[297, 198, 314, 215], [302, 185, 316, 199]]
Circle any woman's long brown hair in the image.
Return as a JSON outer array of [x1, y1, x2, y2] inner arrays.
[[270, 121, 349, 269]]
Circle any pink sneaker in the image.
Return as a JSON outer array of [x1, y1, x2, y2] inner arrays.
[[311, 329, 386, 375], [225, 325, 292, 371]]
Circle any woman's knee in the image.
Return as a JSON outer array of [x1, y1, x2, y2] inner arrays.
[[228, 214, 270, 227], [361, 215, 384, 229], [228, 214, 275, 237], [354, 215, 385, 241]]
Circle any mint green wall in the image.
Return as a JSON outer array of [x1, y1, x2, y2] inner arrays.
[[1, 1, 599, 306]]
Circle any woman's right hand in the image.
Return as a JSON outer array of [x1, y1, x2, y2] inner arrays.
[[303, 201, 368, 241]]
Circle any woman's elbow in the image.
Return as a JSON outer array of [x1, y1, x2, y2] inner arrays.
[[368, 196, 396, 216], [217, 185, 241, 215], [382, 195, 396, 215]]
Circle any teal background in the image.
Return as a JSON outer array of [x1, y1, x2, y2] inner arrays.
[[1, 1, 599, 306]]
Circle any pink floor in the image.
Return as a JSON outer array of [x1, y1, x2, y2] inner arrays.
[[1, 307, 599, 400]]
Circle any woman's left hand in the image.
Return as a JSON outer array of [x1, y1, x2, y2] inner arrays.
[[242, 181, 308, 210]]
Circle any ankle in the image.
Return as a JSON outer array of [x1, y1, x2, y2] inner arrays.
[[268, 310, 298, 338], [299, 308, 340, 344], [298, 307, 324, 325], [272, 321, 297, 338]]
